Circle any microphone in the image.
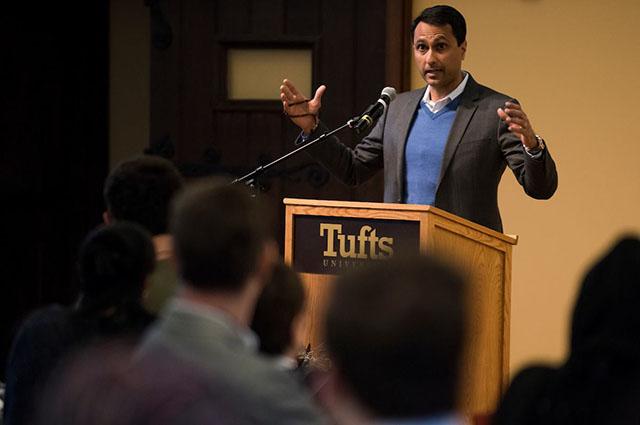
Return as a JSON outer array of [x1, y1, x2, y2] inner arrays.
[[350, 87, 397, 134]]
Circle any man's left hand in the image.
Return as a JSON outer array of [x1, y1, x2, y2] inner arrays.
[[497, 101, 539, 149]]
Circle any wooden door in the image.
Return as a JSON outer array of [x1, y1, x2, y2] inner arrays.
[[149, 0, 411, 246]]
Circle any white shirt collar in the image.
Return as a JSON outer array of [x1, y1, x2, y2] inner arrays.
[[422, 72, 469, 113]]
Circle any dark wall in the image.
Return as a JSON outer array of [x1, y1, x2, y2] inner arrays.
[[0, 0, 411, 377], [0, 3, 109, 378]]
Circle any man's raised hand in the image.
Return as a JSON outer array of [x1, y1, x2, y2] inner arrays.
[[497, 101, 539, 150], [280, 79, 326, 134]]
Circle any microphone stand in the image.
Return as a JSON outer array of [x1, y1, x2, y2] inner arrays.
[[232, 120, 355, 188]]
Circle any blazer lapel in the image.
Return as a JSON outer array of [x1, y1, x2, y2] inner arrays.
[[395, 88, 425, 192], [437, 75, 482, 186]]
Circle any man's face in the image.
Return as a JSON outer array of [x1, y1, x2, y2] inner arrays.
[[412, 22, 467, 97]]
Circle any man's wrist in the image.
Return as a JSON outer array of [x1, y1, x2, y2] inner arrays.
[[524, 135, 545, 156], [303, 118, 319, 135]]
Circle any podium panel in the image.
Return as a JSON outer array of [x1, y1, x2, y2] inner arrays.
[[284, 198, 517, 416]]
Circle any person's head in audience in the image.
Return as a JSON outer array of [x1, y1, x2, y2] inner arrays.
[[569, 235, 640, 366], [493, 234, 640, 425], [38, 342, 232, 425], [2, 223, 155, 425], [170, 178, 277, 324], [103, 155, 184, 314], [76, 222, 155, 325], [103, 155, 184, 236], [322, 255, 466, 422], [250, 261, 307, 364]]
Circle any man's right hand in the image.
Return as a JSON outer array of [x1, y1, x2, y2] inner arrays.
[[280, 79, 326, 134]]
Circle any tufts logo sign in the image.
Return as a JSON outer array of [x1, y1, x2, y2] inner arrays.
[[293, 215, 420, 275], [320, 224, 394, 259]]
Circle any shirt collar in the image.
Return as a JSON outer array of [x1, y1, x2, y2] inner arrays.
[[422, 72, 469, 113], [169, 297, 259, 351]]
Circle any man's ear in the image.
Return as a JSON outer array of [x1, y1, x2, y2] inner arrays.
[[102, 210, 113, 224], [460, 40, 467, 60]]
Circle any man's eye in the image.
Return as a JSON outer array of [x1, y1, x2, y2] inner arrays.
[[415, 44, 428, 52], [436, 43, 447, 51]]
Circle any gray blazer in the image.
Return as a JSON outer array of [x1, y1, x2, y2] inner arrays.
[[137, 301, 323, 425], [305, 74, 558, 232]]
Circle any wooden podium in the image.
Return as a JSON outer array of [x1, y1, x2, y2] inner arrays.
[[283, 198, 517, 415]]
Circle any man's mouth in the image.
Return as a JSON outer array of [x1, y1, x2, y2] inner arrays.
[[425, 69, 442, 77]]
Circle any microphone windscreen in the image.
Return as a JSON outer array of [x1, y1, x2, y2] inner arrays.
[[381, 87, 397, 102]]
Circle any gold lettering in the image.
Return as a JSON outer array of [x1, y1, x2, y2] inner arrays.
[[378, 237, 394, 257], [368, 229, 380, 259], [338, 234, 358, 258], [356, 226, 372, 259], [321, 223, 396, 261], [320, 223, 342, 257]]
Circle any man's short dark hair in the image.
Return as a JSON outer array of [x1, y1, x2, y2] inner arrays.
[[170, 178, 274, 291], [325, 255, 466, 418], [251, 262, 305, 355], [411, 5, 467, 45], [103, 155, 184, 236]]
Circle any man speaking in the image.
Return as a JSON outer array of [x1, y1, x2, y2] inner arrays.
[[280, 5, 558, 233]]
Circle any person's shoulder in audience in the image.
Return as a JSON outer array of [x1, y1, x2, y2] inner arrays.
[[38, 341, 237, 425], [494, 235, 640, 425], [138, 297, 324, 425]]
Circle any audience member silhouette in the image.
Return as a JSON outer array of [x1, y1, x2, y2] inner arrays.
[[135, 178, 323, 424], [3, 222, 155, 425], [493, 235, 640, 425], [37, 342, 232, 425], [103, 155, 184, 313], [321, 255, 467, 425], [250, 261, 307, 371]]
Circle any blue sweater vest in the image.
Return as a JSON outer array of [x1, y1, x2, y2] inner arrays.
[[403, 97, 460, 205]]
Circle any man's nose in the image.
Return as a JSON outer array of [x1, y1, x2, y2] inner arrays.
[[425, 50, 436, 66]]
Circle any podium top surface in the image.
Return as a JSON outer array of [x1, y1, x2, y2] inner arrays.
[[283, 198, 518, 245]]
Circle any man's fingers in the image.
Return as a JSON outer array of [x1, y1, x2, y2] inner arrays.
[[504, 108, 526, 119], [504, 101, 521, 110], [501, 102, 536, 145], [280, 84, 296, 101], [312, 85, 327, 103], [280, 93, 289, 110], [282, 79, 303, 97], [505, 116, 528, 127]]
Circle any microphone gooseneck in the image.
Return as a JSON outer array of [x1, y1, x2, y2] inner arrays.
[[234, 87, 398, 187]]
